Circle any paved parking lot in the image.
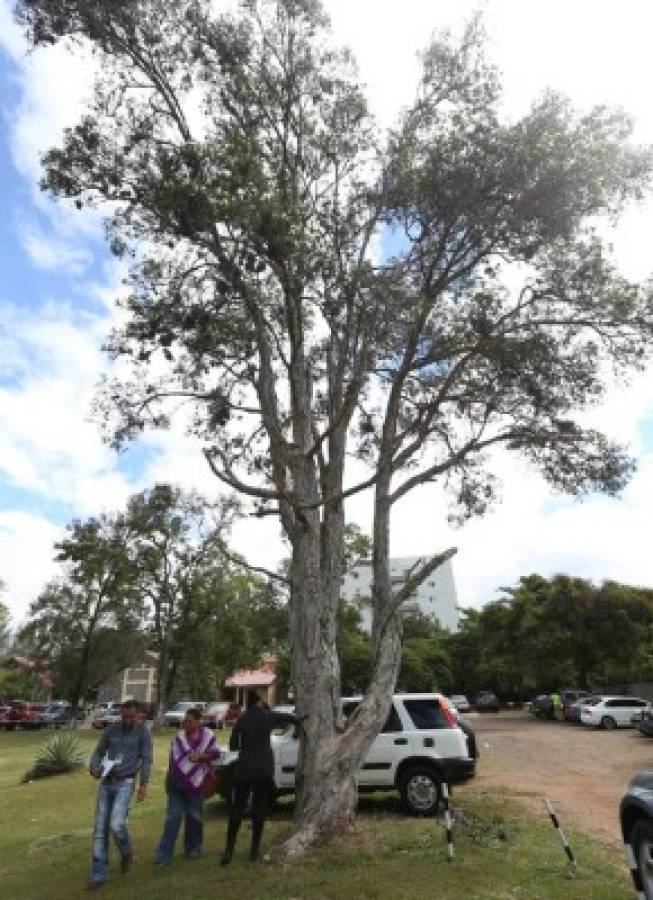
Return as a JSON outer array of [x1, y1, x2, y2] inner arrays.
[[459, 712, 653, 844]]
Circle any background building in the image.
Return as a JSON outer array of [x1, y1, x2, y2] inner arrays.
[[341, 556, 459, 633], [96, 650, 158, 704]]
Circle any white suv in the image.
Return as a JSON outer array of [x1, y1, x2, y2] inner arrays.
[[580, 695, 649, 729], [220, 693, 475, 815]]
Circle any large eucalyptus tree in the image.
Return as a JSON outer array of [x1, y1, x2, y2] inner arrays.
[[15, 0, 653, 851]]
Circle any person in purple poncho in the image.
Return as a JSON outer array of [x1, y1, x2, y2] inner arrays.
[[155, 707, 221, 864]]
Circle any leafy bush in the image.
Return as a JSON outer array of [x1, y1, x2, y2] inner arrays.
[[21, 734, 85, 783]]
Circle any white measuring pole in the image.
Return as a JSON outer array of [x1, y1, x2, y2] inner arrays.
[[441, 782, 454, 861], [543, 797, 576, 869]]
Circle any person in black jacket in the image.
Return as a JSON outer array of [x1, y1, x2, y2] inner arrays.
[[221, 691, 297, 864]]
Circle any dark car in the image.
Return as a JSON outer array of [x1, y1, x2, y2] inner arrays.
[[560, 689, 593, 721], [474, 691, 499, 713], [638, 706, 653, 738], [620, 771, 653, 898], [531, 694, 554, 719]]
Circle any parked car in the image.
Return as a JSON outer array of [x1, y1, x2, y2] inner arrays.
[[620, 770, 653, 898], [163, 701, 206, 727], [0, 701, 48, 730], [530, 694, 554, 719], [42, 702, 73, 728], [474, 691, 499, 713], [92, 701, 154, 729], [637, 706, 653, 737], [450, 694, 471, 713], [560, 689, 592, 721], [203, 702, 229, 729], [566, 694, 600, 723], [580, 696, 649, 729], [219, 693, 475, 816], [92, 702, 123, 729]]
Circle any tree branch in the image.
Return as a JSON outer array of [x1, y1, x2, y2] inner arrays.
[[391, 547, 458, 608], [219, 545, 290, 585]]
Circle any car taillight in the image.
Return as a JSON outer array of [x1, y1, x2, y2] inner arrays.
[[440, 700, 458, 728]]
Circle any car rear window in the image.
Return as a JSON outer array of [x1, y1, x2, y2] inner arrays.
[[342, 702, 403, 733], [404, 698, 449, 729]]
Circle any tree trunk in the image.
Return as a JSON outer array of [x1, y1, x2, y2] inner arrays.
[[283, 520, 359, 855], [281, 454, 400, 852]]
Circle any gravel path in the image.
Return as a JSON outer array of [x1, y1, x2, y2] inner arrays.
[[458, 712, 653, 844]]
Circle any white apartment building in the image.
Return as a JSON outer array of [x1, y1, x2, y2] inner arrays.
[[341, 555, 459, 633]]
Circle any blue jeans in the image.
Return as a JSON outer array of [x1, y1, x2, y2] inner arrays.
[[89, 777, 135, 885], [155, 787, 204, 863]]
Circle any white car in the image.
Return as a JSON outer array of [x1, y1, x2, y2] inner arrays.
[[580, 696, 649, 730], [164, 701, 206, 727], [220, 693, 475, 815]]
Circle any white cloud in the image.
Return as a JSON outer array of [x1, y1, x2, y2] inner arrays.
[[20, 225, 93, 274], [0, 511, 62, 628], [0, 1, 24, 59]]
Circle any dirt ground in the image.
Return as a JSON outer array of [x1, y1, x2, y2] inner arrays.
[[458, 712, 653, 845]]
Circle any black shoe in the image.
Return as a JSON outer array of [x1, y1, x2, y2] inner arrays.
[[220, 851, 233, 866], [249, 848, 259, 862], [120, 852, 133, 874]]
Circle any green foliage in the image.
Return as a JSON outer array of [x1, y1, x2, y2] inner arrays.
[[0, 667, 46, 702], [450, 574, 653, 697], [119, 484, 239, 710], [342, 525, 372, 573], [173, 568, 288, 699], [21, 733, 85, 783], [337, 601, 372, 695]]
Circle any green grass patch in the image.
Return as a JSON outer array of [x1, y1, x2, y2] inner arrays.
[[0, 730, 632, 899]]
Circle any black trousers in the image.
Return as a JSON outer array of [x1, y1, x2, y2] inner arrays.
[[225, 777, 272, 856]]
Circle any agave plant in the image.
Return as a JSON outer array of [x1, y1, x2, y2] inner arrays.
[[21, 733, 85, 783]]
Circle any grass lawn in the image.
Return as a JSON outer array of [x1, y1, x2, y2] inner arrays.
[[0, 729, 633, 899]]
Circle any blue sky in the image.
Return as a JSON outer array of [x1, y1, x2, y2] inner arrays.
[[2, 0, 653, 626]]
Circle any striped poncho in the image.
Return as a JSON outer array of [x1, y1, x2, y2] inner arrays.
[[169, 725, 221, 794]]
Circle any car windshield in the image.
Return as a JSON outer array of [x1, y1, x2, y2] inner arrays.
[[584, 697, 601, 706]]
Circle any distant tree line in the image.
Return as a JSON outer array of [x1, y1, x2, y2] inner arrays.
[[5, 528, 653, 711], [331, 571, 653, 701], [449, 574, 653, 699]]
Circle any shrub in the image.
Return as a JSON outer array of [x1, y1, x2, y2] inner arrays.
[[21, 734, 85, 783]]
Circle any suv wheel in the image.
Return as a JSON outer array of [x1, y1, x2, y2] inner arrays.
[[399, 766, 442, 816], [631, 819, 653, 897], [601, 716, 617, 730]]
